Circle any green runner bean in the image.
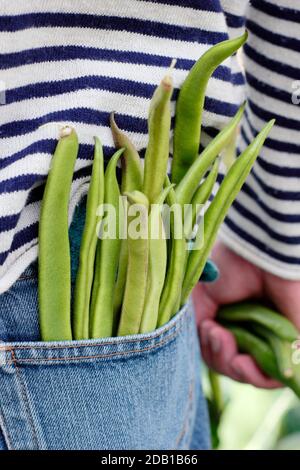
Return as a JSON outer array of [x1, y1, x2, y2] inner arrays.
[[140, 186, 174, 334], [110, 113, 143, 319], [175, 104, 245, 206], [73, 138, 104, 340], [157, 180, 186, 327], [90, 148, 124, 338], [118, 191, 149, 336], [181, 120, 275, 304], [39, 126, 78, 341], [171, 32, 248, 183], [110, 112, 143, 193], [218, 302, 299, 342], [113, 210, 128, 319], [225, 323, 300, 398], [226, 325, 282, 381], [252, 324, 294, 379], [143, 74, 173, 205], [190, 157, 220, 234]]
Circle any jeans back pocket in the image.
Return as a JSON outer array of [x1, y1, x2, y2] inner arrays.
[[0, 301, 210, 450]]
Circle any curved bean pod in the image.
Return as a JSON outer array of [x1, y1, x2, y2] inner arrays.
[[226, 323, 300, 398], [191, 157, 220, 229], [118, 191, 149, 336], [181, 119, 275, 304], [143, 74, 173, 204], [226, 325, 281, 381], [90, 148, 124, 338], [73, 138, 104, 340], [175, 104, 245, 206], [218, 302, 299, 343], [171, 31, 248, 183], [252, 324, 294, 379], [110, 113, 143, 193], [39, 126, 78, 341]]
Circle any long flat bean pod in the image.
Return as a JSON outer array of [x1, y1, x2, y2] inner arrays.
[[73, 138, 104, 340], [110, 113, 143, 193], [191, 158, 220, 229], [140, 186, 173, 334], [113, 209, 128, 318], [118, 191, 149, 336], [218, 302, 299, 342], [110, 113, 144, 318], [226, 323, 300, 398], [90, 148, 124, 338], [39, 126, 78, 341], [252, 324, 294, 379], [143, 74, 173, 205], [171, 31, 248, 184], [181, 120, 275, 304], [226, 325, 282, 381], [157, 181, 186, 327], [175, 104, 245, 206]]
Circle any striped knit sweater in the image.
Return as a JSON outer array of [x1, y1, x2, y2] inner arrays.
[[0, 0, 299, 294]]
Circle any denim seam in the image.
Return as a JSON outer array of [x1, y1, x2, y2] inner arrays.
[[175, 377, 195, 448], [5, 327, 182, 364], [10, 350, 40, 450], [0, 406, 13, 450], [175, 315, 196, 449], [0, 305, 190, 353]]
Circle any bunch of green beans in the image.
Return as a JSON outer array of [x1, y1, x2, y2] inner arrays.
[[218, 302, 300, 398], [38, 33, 274, 342]]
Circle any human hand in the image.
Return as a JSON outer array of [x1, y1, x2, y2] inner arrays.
[[193, 242, 300, 388]]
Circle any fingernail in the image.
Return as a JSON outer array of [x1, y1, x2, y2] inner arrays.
[[199, 260, 219, 283], [209, 332, 221, 354]]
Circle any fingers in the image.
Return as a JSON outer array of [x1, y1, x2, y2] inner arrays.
[[193, 241, 264, 326], [199, 319, 243, 381], [199, 319, 282, 389], [231, 355, 282, 389]]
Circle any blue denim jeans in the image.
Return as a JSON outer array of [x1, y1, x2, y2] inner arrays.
[[0, 206, 210, 450]]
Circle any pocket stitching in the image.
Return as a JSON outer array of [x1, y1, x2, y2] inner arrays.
[[5, 327, 182, 364], [10, 350, 40, 449], [0, 304, 190, 354]]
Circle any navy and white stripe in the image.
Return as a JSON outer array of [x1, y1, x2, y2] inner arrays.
[[220, 0, 300, 279], [0, 0, 299, 294], [0, 0, 245, 293]]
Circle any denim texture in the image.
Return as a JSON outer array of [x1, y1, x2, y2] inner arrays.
[[0, 203, 210, 450]]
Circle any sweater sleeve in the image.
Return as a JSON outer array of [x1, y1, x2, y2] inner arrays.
[[0, 0, 246, 294], [219, 0, 300, 280]]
